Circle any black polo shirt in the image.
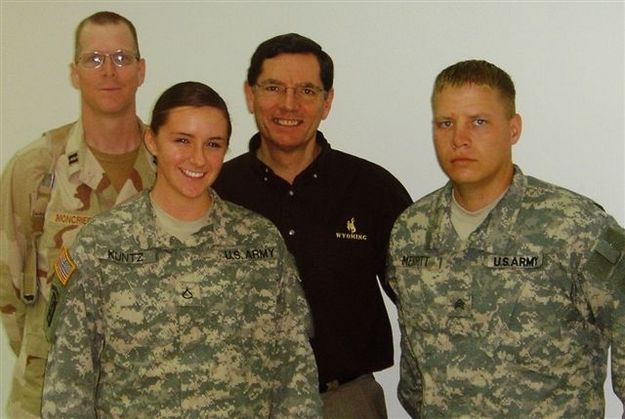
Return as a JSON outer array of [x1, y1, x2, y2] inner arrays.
[[213, 131, 412, 390]]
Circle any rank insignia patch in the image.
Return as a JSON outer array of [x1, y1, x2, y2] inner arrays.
[[54, 247, 76, 287]]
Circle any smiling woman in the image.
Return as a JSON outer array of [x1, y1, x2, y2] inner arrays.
[[40, 82, 323, 418], [144, 83, 231, 220]]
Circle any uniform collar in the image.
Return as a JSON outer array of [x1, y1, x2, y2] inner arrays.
[[427, 165, 526, 254], [64, 119, 155, 201], [138, 189, 230, 250]]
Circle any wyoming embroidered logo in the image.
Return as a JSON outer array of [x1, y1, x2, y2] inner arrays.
[[336, 217, 367, 241], [347, 217, 356, 233]]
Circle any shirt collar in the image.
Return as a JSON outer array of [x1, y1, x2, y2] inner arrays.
[[247, 130, 332, 183]]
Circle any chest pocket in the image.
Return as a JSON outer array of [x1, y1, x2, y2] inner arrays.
[[395, 250, 547, 361], [175, 253, 280, 351], [395, 253, 474, 333]]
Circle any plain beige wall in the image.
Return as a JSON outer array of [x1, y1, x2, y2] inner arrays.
[[1, 2, 623, 418]]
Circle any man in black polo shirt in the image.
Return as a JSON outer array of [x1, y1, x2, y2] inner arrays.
[[213, 33, 411, 419]]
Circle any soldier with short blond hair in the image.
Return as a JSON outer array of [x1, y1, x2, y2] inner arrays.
[[387, 59, 625, 417], [0, 11, 154, 417]]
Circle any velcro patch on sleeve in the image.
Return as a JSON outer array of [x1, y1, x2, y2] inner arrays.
[[54, 247, 76, 287], [597, 226, 625, 264], [585, 226, 625, 279]]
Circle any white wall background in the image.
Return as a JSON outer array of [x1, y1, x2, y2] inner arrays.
[[1, 1, 623, 418]]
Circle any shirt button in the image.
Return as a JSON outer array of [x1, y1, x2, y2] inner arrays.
[[288, 190, 294, 197], [288, 229, 295, 237], [263, 176, 268, 182], [313, 173, 318, 179]]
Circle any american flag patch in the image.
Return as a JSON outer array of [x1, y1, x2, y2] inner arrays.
[[54, 247, 76, 287]]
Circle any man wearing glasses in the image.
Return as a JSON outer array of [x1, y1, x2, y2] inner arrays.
[[0, 11, 154, 418], [213, 33, 412, 418]]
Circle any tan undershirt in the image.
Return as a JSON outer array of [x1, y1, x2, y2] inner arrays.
[[150, 194, 211, 241], [451, 189, 508, 240], [89, 146, 140, 192]]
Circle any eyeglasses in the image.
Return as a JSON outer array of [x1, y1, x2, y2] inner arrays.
[[76, 50, 139, 69], [254, 82, 325, 102]]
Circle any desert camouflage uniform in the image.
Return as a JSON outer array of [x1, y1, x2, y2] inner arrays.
[[0, 120, 154, 418], [42, 190, 322, 418], [387, 166, 625, 418]]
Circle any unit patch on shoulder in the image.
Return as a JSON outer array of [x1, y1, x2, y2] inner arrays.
[[54, 247, 76, 287]]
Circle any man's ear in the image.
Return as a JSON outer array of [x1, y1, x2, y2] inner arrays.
[[510, 113, 522, 145], [321, 88, 335, 120], [244, 82, 255, 114], [70, 63, 80, 89]]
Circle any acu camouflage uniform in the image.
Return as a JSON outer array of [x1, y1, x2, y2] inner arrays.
[[387, 167, 625, 418], [0, 120, 155, 418], [42, 190, 322, 418]]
